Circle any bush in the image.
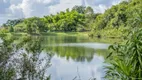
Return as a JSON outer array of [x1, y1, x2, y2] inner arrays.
[[105, 29, 142, 80]]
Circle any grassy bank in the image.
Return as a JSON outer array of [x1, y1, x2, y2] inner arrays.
[[0, 32, 89, 37], [40, 32, 89, 37], [90, 28, 128, 39], [0, 32, 126, 44]]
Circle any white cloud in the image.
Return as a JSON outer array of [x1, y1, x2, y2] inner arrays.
[[21, 0, 33, 18], [0, 14, 17, 26], [10, 0, 22, 5], [93, 5, 108, 13], [3, 0, 7, 3], [85, 0, 121, 13], [9, 4, 24, 17], [112, 0, 121, 5], [48, 0, 82, 14], [19, 0, 60, 17]]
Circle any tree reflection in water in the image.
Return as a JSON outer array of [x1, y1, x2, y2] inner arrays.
[[45, 46, 95, 62], [0, 34, 108, 80], [0, 34, 51, 80]]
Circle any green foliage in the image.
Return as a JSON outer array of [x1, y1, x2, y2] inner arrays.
[[1, 5, 99, 33], [85, 6, 94, 18], [91, 0, 142, 37], [72, 5, 86, 14], [43, 10, 85, 32], [0, 28, 9, 34], [91, 27, 129, 38], [24, 17, 46, 34], [0, 34, 16, 80], [0, 35, 51, 80], [46, 46, 95, 62], [2, 19, 24, 27], [84, 6, 100, 30], [2, 0, 141, 38], [14, 22, 26, 32], [9, 26, 14, 32], [105, 3, 142, 79], [106, 29, 142, 79]]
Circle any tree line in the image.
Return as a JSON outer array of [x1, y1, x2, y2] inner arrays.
[[1, 0, 142, 37], [1, 6, 98, 34], [91, 0, 142, 37]]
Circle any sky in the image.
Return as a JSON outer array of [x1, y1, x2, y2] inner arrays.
[[0, 0, 121, 25]]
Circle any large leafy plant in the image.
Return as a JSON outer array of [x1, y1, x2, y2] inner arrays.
[[105, 29, 142, 80]]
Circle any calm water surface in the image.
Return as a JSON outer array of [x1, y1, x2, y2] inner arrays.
[[0, 34, 110, 80], [39, 35, 110, 80]]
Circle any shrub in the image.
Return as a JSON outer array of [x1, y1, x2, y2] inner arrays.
[[105, 29, 142, 80]]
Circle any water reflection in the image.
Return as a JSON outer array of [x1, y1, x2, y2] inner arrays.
[[0, 34, 109, 80], [49, 43, 110, 49], [46, 46, 95, 62], [40, 35, 109, 80], [40, 35, 97, 45], [47, 54, 105, 80]]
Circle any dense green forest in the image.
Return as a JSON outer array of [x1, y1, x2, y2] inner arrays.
[[0, 0, 142, 38], [91, 0, 142, 37], [1, 6, 98, 34]]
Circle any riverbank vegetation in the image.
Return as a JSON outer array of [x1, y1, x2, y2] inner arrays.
[[0, 34, 51, 80], [91, 0, 142, 38], [105, 28, 142, 80], [105, 0, 142, 79], [0, 0, 142, 39], [1, 6, 98, 34]]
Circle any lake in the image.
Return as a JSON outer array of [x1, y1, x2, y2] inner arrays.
[[37, 35, 110, 80], [0, 34, 112, 80]]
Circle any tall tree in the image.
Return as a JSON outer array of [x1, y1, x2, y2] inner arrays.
[[72, 5, 86, 14]]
